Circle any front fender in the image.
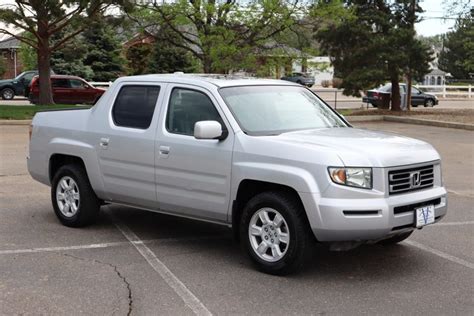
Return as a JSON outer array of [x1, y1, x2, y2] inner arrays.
[[231, 162, 323, 199]]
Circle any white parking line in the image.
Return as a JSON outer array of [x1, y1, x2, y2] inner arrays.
[[433, 221, 474, 226], [0, 241, 132, 255], [405, 240, 474, 270], [109, 211, 212, 316]]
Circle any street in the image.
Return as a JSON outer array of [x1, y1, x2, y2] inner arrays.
[[0, 122, 473, 315]]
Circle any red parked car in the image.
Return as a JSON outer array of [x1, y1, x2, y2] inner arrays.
[[29, 75, 105, 105]]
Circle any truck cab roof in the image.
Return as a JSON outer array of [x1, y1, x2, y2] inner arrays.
[[114, 73, 299, 89]]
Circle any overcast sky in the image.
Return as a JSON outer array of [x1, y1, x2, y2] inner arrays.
[[416, 0, 457, 37], [0, 0, 459, 40]]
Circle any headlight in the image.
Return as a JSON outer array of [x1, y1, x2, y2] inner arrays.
[[328, 167, 372, 189]]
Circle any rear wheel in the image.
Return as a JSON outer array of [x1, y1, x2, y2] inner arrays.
[[1, 88, 14, 100], [51, 164, 100, 227], [379, 231, 413, 245], [240, 191, 312, 275]]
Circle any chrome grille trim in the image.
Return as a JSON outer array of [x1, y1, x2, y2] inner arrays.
[[388, 164, 434, 195]]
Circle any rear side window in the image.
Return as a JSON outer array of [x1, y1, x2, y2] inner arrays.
[[112, 85, 160, 129], [52, 79, 70, 88]]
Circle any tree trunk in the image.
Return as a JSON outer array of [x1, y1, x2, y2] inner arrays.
[[390, 73, 401, 111], [202, 56, 212, 73], [37, 17, 54, 105]]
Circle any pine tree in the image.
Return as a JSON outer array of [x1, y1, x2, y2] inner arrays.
[[438, 12, 474, 79], [314, 0, 433, 111], [147, 26, 195, 74], [83, 19, 124, 82]]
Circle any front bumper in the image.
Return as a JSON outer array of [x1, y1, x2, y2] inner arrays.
[[300, 186, 447, 242]]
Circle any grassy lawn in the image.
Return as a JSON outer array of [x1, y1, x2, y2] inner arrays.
[[0, 104, 91, 120]]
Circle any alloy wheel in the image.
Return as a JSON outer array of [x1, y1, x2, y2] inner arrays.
[[56, 176, 80, 217], [248, 208, 290, 262]]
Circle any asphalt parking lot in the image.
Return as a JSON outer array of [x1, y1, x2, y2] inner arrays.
[[0, 122, 473, 315]]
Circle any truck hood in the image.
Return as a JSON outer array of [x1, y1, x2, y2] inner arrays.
[[272, 127, 440, 168]]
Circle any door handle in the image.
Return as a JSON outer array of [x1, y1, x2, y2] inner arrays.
[[159, 145, 170, 158], [99, 137, 109, 149]]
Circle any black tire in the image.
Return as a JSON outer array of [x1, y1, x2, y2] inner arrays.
[[1, 88, 15, 100], [424, 99, 435, 107], [371, 103, 378, 108], [307, 84, 313, 88], [51, 164, 100, 227], [296, 80, 302, 85], [379, 231, 413, 245], [240, 191, 312, 275]]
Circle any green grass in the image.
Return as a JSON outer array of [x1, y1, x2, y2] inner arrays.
[[336, 109, 353, 116], [0, 104, 91, 120]]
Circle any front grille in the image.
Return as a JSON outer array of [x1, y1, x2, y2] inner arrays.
[[393, 198, 441, 215], [388, 165, 434, 195]]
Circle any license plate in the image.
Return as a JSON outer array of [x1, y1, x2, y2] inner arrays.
[[415, 205, 435, 228]]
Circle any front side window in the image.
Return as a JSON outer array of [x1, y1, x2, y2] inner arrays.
[[219, 85, 347, 136], [112, 85, 160, 129], [70, 79, 87, 89], [166, 88, 223, 136]]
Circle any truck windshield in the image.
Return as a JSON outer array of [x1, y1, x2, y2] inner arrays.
[[219, 85, 347, 135]]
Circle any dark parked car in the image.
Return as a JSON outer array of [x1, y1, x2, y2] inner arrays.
[[281, 72, 315, 87], [0, 70, 51, 100], [29, 75, 105, 105], [363, 83, 438, 108]]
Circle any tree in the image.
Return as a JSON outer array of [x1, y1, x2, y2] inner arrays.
[[147, 26, 196, 74], [314, 0, 432, 111], [50, 28, 93, 79], [438, 12, 474, 79], [83, 19, 124, 81], [132, 0, 301, 73], [0, 0, 131, 104]]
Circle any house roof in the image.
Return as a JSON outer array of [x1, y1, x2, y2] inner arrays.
[[427, 68, 447, 76], [0, 36, 20, 49]]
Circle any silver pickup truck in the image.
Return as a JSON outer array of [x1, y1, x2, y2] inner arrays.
[[28, 74, 447, 274]]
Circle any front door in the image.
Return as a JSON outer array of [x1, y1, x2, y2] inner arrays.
[[69, 79, 96, 104], [96, 83, 164, 209], [154, 85, 234, 222]]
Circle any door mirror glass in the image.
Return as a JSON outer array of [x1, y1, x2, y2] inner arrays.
[[194, 121, 223, 140]]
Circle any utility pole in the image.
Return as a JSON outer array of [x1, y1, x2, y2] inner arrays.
[[406, 0, 417, 111]]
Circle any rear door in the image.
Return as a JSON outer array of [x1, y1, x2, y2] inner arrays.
[[96, 83, 164, 209], [154, 85, 234, 222], [51, 78, 72, 103]]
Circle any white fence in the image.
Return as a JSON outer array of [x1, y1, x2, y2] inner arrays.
[[89, 81, 113, 88], [414, 85, 473, 98]]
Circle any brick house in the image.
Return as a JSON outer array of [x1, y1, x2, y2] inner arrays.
[[0, 35, 23, 79]]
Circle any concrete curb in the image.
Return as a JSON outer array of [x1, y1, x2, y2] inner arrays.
[[347, 115, 474, 131], [383, 116, 474, 131], [0, 120, 31, 126], [346, 115, 384, 122]]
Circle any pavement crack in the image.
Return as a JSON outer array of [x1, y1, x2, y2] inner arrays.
[[62, 253, 133, 316]]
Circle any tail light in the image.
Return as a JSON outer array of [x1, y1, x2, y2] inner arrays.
[[30, 77, 38, 90]]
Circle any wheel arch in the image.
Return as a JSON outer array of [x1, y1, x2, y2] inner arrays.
[[231, 179, 309, 242]]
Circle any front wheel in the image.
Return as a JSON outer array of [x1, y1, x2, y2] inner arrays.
[[240, 191, 312, 275], [51, 164, 100, 227], [424, 99, 435, 107], [1, 88, 14, 100]]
